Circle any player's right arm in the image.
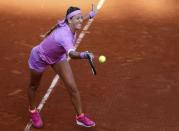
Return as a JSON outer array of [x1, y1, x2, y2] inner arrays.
[[54, 29, 94, 60], [69, 50, 94, 60]]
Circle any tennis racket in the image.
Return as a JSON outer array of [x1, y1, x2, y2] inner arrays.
[[86, 54, 97, 75]]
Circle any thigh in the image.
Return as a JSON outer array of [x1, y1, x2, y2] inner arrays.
[[52, 60, 77, 89]]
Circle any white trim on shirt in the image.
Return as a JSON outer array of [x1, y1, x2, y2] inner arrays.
[[67, 49, 75, 56]]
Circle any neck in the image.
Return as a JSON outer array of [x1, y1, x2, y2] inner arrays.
[[68, 23, 76, 33]]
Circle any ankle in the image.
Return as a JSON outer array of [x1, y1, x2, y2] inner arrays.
[[29, 107, 37, 113], [77, 113, 84, 118]]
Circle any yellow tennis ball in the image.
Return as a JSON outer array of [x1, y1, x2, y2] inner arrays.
[[99, 55, 106, 63]]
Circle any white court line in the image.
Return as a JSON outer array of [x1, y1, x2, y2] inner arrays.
[[24, 0, 105, 130], [97, 0, 105, 10]]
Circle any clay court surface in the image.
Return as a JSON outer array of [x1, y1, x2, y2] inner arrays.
[[0, 0, 179, 130]]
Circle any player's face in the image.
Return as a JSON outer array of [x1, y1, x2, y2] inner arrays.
[[71, 13, 83, 30]]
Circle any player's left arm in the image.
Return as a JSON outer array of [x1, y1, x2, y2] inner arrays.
[[83, 4, 98, 21]]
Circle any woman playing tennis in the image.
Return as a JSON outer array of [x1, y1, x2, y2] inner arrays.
[[27, 5, 97, 128]]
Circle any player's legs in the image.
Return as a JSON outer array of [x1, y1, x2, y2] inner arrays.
[[52, 60, 95, 127], [27, 68, 44, 128], [27, 69, 43, 110], [28, 46, 48, 110], [52, 60, 83, 115], [27, 46, 47, 128]]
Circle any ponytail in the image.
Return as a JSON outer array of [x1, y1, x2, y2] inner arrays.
[[40, 24, 59, 38]]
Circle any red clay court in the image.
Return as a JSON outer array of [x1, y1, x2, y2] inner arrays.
[[0, 0, 179, 131]]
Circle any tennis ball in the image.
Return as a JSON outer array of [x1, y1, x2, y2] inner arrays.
[[99, 55, 106, 63]]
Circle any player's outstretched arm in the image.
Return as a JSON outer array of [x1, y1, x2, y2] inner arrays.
[[69, 50, 94, 59]]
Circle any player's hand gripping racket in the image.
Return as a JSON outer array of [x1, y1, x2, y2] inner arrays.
[[86, 53, 97, 75]]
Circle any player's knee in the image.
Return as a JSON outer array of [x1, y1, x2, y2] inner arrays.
[[68, 85, 79, 96], [29, 82, 40, 91]]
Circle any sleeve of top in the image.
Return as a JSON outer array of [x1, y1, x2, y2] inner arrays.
[[54, 29, 75, 55]]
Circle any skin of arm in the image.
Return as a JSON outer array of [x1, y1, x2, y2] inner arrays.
[[69, 50, 82, 59]]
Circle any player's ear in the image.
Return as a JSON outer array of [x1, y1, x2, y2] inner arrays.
[[68, 19, 72, 24]]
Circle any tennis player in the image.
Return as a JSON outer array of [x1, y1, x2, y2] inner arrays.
[[27, 5, 97, 128]]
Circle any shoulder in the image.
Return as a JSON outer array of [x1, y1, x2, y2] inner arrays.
[[53, 29, 74, 46], [55, 25, 72, 38], [53, 29, 69, 43]]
